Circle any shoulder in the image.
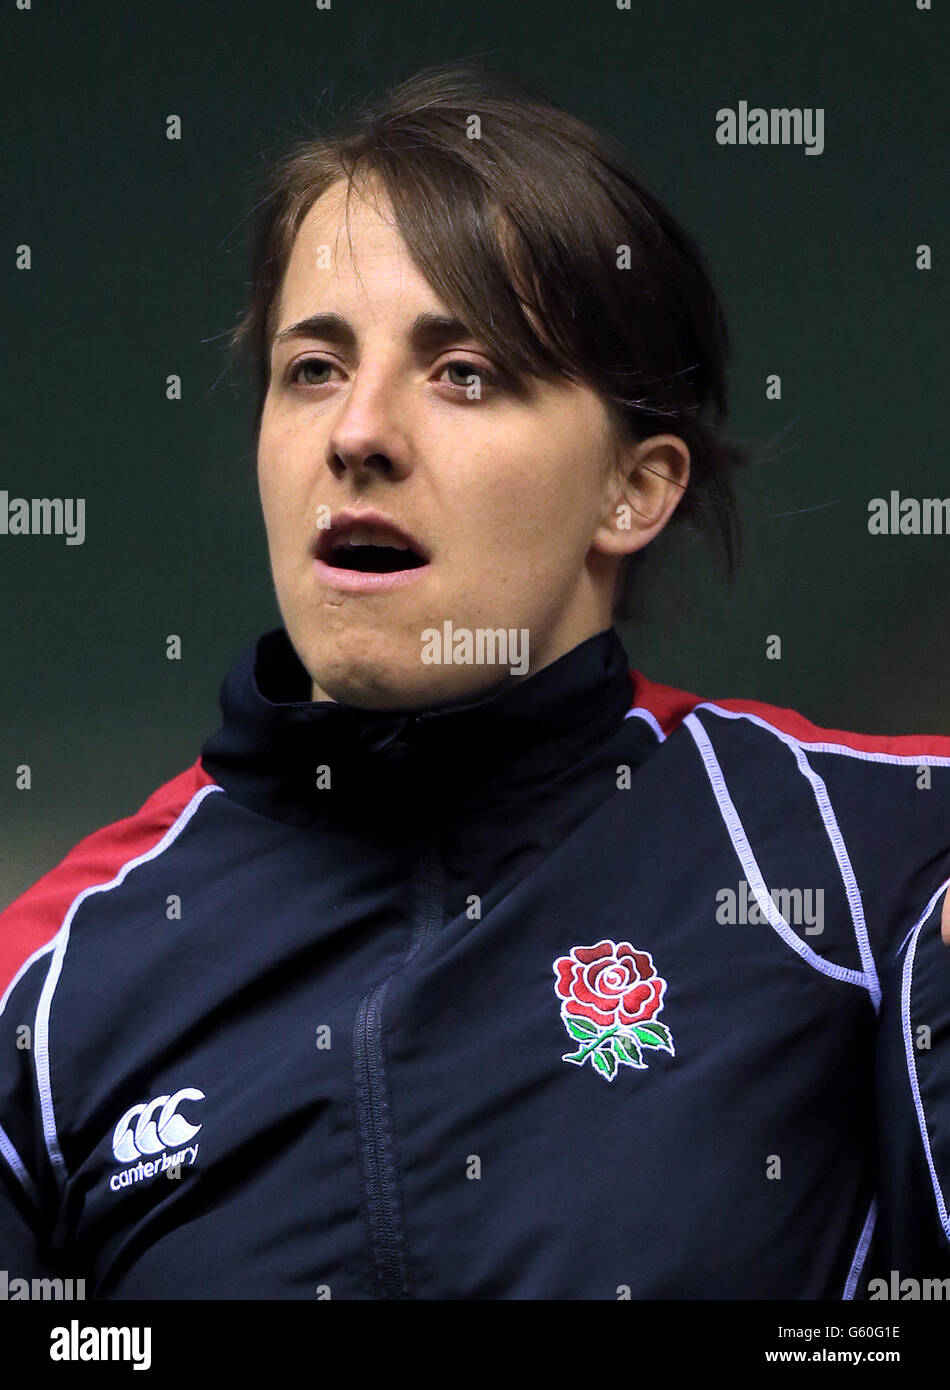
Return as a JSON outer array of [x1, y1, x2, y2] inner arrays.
[[629, 670, 950, 972], [0, 761, 220, 998], [628, 669, 950, 762]]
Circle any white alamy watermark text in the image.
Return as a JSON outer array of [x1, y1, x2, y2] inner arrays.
[[0, 490, 85, 545], [420, 620, 529, 675]]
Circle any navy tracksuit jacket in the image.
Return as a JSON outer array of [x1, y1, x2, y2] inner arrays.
[[3, 624, 950, 1299]]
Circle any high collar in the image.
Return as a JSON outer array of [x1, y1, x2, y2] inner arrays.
[[200, 626, 639, 827]]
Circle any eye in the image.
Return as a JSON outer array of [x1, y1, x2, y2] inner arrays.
[[288, 358, 335, 387], [439, 359, 497, 391]]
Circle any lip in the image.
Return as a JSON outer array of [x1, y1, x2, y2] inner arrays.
[[313, 556, 431, 593], [312, 507, 431, 594]]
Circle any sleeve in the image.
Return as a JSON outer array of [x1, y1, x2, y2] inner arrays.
[[806, 747, 950, 968], [650, 689, 950, 967], [655, 692, 950, 1289], [0, 760, 217, 1287]]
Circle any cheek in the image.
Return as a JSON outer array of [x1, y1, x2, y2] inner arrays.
[[257, 420, 306, 532], [255, 414, 279, 512], [472, 452, 595, 567], [256, 458, 285, 551]]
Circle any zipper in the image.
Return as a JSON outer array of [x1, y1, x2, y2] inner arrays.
[[352, 730, 446, 1299]]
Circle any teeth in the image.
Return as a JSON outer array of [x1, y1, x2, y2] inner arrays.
[[335, 526, 409, 550]]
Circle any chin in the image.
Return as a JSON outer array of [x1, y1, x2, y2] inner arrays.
[[306, 644, 515, 711], [322, 667, 497, 711]]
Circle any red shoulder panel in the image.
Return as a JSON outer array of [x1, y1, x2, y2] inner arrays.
[[0, 760, 217, 996], [627, 670, 704, 736], [629, 669, 950, 757]]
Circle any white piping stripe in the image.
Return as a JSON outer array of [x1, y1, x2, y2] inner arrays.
[[624, 707, 666, 742], [693, 701, 950, 767], [842, 1195, 877, 1299], [684, 713, 872, 995], [900, 878, 950, 1241], [0, 1120, 39, 1207], [688, 704, 881, 1008], [33, 783, 223, 1178]]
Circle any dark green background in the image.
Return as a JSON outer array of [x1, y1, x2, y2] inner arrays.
[[2, 0, 947, 909]]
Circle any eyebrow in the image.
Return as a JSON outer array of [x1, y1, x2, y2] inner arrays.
[[271, 311, 478, 354]]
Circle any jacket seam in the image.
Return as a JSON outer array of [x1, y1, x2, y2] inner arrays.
[[693, 705, 881, 1007], [684, 712, 874, 998]]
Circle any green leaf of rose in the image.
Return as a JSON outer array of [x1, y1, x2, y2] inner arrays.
[[565, 1017, 598, 1040], [632, 1022, 673, 1053], [615, 1034, 646, 1067], [592, 1047, 617, 1079]]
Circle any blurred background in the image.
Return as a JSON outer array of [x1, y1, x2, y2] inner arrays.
[[2, 0, 947, 908]]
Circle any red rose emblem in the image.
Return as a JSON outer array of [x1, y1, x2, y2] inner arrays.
[[554, 938, 666, 1029]]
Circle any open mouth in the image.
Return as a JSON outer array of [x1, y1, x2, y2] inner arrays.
[[327, 542, 427, 574], [317, 516, 430, 577]]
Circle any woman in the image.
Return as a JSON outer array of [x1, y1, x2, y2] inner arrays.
[[2, 64, 950, 1300]]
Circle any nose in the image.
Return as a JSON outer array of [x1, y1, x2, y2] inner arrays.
[[325, 359, 412, 484]]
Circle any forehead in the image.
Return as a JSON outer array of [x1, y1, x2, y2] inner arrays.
[[276, 177, 443, 326]]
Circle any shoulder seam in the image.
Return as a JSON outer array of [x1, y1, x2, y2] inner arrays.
[[695, 702, 950, 765], [627, 668, 950, 760]]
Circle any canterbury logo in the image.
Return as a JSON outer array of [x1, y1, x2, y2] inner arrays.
[[112, 1088, 205, 1163]]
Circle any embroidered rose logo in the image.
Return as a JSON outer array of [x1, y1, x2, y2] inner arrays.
[[553, 939, 675, 1081]]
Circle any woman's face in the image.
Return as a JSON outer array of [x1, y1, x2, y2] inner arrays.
[[257, 177, 687, 708]]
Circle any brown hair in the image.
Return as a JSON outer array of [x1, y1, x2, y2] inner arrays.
[[228, 61, 751, 620]]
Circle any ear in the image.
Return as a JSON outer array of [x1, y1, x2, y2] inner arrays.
[[591, 432, 691, 559], [941, 886, 950, 945]]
